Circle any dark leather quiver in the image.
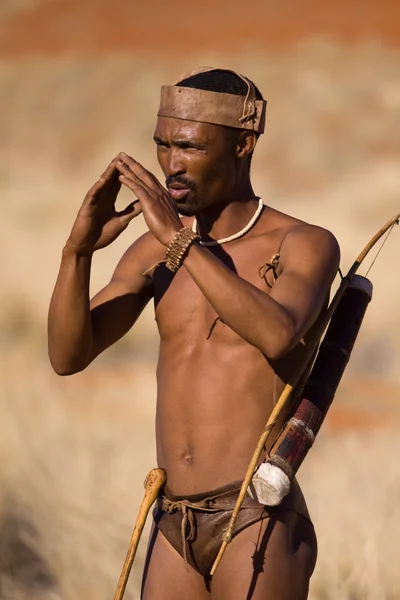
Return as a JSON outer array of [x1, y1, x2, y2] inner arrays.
[[268, 274, 373, 480]]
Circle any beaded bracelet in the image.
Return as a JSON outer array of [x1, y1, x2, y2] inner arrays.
[[165, 227, 199, 273]]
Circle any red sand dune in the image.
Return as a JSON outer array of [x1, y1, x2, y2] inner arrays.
[[1, 0, 399, 57]]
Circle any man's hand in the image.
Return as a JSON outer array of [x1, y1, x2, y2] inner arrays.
[[116, 153, 183, 246], [66, 157, 142, 256]]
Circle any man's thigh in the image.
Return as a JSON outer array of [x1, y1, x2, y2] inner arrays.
[[141, 525, 210, 600], [210, 511, 317, 600]]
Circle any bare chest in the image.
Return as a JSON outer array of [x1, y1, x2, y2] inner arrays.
[[153, 236, 280, 342]]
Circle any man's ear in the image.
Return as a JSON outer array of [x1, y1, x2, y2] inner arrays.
[[236, 131, 258, 159]]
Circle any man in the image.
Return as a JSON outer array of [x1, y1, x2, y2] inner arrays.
[[48, 68, 340, 599]]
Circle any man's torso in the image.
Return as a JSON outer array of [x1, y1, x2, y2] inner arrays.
[[151, 207, 315, 497]]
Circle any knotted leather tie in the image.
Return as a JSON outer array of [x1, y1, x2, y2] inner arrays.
[[161, 497, 220, 567]]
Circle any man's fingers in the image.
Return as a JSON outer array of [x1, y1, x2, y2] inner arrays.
[[83, 159, 121, 206], [117, 200, 143, 222], [117, 160, 160, 203], [109, 172, 122, 197], [118, 173, 148, 199], [116, 158, 142, 182], [117, 162, 150, 195], [99, 158, 119, 181], [84, 178, 104, 201], [117, 154, 161, 190], [97, 153, 147, 186], [117, 152, 139, 170]]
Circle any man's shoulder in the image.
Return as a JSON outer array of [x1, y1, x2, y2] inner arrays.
[[259, 207, 340, 274], [282, 223, 340, 277], [261, 206, 339, 251], [283, 220, 339, 257]]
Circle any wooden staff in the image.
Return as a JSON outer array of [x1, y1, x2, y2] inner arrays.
[[210, 214, 400, 576], [113, 467, 167, 600]]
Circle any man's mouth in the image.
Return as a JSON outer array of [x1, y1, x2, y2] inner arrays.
[[167, 186, 190, 200]]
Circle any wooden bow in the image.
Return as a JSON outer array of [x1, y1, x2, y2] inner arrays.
[[210, 213, 400, 576]]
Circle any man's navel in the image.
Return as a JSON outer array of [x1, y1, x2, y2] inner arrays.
[[179, 448, 194, 466]]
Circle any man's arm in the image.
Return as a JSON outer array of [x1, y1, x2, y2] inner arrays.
[[48, 155, 159, 376], [48, 235, 155, 375], [182, 225, 339, 359]]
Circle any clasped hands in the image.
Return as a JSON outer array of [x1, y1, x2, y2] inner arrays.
[[67, 152, 184, 257], [116, 152, 183, 247]]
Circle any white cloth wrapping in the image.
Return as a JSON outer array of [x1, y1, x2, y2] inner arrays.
[[247, 462, 291, 506]]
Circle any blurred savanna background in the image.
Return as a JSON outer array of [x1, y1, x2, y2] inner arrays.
[[1, 1, 400, 598]]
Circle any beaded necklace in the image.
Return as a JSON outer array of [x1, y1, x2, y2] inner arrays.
[[191, 198, 264, 247]]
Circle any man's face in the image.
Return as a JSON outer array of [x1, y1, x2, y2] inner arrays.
[[154, 116, 238, 216]]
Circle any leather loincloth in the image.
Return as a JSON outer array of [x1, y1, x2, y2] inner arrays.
[[154, 478, 312, 577]]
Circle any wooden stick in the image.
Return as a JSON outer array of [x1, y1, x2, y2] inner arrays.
[[113, 468, 167, 600], [210, 385, 293, 575]]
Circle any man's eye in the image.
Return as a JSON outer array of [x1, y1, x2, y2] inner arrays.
[[181, 143, 203, 151]]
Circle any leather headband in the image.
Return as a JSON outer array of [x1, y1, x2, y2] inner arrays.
[[157, 74, 267, 134]]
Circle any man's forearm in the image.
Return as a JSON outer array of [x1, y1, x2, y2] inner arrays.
[[182, 243, 295, 359], [48, 245, 95, 375]]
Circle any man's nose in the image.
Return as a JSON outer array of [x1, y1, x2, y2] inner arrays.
[[166, 148, 185, 177]]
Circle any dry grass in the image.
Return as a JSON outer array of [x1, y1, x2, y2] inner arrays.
[[303, 432, 400, 600], [0, 356, 400, 599], [0, 356, 157, 599]]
